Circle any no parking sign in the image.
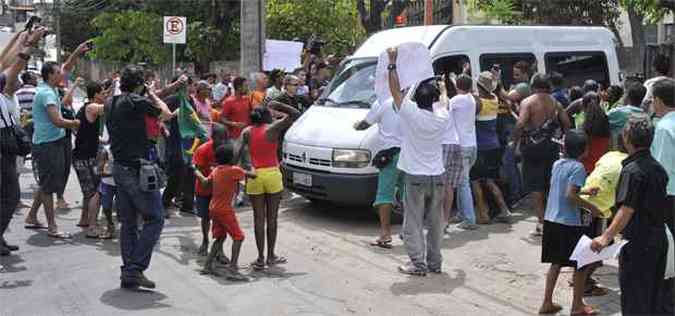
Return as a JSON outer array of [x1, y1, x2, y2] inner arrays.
[[163, 16, 186, 44]]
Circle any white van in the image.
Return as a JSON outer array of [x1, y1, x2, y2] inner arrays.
[[282, 25, 622, 206]]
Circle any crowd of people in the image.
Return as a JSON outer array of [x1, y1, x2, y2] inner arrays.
[[0, 25, 674, 315], [365, 47, 674, 315]]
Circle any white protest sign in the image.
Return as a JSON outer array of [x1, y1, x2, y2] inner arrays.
[[374, 42, 435, 107], [263, 40, 304, 71], [163, 16, 186, 44]]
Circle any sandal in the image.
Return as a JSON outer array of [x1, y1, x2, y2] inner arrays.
[[251, 259, 265, 270], [48, 231, 72, 239], [584, 285, 608, 297], [538, 303, 562, 314], [24, 222, 46, 229], [571, 305, 598, 316], [370, 238, 393, 249], [76, 223, 89, 228], [267, 256, 287, 266]]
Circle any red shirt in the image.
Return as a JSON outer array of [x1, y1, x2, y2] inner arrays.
[[145, 115, 161, 140], [208, 165, 245, 212], [249, 125, 279, 169], [221, 95, 253, 138], [192, 140, 216, 197]]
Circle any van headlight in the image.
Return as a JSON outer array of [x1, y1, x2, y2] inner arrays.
[[332, 149, 371, 168]]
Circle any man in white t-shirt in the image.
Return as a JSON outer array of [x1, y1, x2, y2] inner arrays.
[[387, 47, 449, 276], [354, 98, 402, 249], [449, 75, 479, 230], [642, 54, 671, 112]]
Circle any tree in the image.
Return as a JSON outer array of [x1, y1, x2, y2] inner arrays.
[[90, 11, 169, 65], [266, 0, 366, 55], [619, 0, 671, 71]]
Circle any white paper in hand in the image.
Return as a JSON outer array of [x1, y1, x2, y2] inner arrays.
[[665, 224, 674, 279], [374, 42, 434, 106], [569, 235, 629, 269]]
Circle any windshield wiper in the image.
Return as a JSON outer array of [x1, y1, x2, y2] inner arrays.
[[334, 100, 371, 108], [317, 97, 336, 105]]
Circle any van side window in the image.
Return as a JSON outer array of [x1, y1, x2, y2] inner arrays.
[[545, 52, 609, 88], [479, 53, 537, 89], [433, 54, 471, 77]]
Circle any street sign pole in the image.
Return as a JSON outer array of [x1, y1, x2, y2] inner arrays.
[[172, 43, 176, 76]]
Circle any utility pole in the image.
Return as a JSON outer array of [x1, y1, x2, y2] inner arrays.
[[55, 0, 61, 63], [240, 0, 265, 79], [424, 0, 433, 25]]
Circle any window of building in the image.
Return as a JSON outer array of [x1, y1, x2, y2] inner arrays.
[[479, 53, 537, 89], [545, 52, 609, 88]]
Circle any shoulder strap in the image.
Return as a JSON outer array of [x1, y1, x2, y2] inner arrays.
[[0, 96, 16, 127]]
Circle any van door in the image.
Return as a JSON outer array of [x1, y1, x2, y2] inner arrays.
[[544, 51, 610, 88]]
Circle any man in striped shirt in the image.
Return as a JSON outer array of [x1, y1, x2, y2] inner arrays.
[[15, 72, 37, 129]]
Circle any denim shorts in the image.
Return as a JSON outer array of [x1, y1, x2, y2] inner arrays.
[[98, 182, 117, 210], [195, 195, 211, 219]]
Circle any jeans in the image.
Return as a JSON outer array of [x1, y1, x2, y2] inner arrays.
[[457, 147, 477, 225], [0, 153, 20, 240], [113, 163, 164, 277], [402, 173, 445, 271]]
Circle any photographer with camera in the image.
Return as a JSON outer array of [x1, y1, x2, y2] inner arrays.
[[105, 65, 173, 290]]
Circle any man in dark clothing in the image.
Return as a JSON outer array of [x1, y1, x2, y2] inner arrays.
[[273, 75, 311, 113], [106, 65, 172, 290], [592, 114, 673, 315], [161, 76, 196, 214]]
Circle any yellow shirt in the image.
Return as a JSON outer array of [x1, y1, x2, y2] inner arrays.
[[251, 91, 266, 107], [581, 151, 628, 218]]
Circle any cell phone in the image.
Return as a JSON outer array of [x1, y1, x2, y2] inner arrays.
[[24, 16, 41, 33], [85, 42, 95, 51]]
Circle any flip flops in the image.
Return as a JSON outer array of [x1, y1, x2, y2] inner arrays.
[[24, 222, 46, 229], [47, 231, 72, 239], [538, 303, 562, 314], [370, 238, 393, 249], [266, 256, 287, 266], [571, 305, 598, 316], [251, 259, 265, 270]]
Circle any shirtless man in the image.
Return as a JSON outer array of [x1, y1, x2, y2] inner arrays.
[[511, 73, 571, 236]]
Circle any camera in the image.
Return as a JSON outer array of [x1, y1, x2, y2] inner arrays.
[[24, 16, 42, 33], [307, 34, 326, 55]]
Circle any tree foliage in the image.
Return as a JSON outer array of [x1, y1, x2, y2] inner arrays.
[[356, 0, 409, 34], [266, 0, 366, 55], [90, 11, 169, 65]]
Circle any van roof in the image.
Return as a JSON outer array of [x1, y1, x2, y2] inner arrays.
[[351, 25, 615, 59]]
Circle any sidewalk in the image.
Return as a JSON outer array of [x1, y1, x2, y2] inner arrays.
[[1, 167, 622, 316]]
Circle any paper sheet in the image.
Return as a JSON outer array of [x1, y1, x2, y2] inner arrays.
[[374, 42, 435, 107], [665, 224, 674, 279], [263, 39, 304, 72], [569, 235, 628, 269]]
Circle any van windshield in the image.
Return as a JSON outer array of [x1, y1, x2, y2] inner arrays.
[[319, 59, 377, 109]]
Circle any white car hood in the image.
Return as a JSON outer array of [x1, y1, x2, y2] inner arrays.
[[285, 106, 375, 149]]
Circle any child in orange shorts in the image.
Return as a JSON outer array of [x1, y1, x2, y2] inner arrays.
[[195, 144, 255, 280]]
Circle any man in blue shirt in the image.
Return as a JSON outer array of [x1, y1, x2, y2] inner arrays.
[[607, 82, 646, 149], [650, 78, 675, 312], [23, 62, 80, 239], [550, 72, 569, 108]]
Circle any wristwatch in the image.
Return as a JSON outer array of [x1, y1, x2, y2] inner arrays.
[[387, 64, 397, 71]]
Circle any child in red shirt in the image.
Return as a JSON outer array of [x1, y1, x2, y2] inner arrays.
[[195, 144, 255, 280]]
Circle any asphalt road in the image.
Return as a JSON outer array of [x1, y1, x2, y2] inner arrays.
[[1, 165, 622, 316]]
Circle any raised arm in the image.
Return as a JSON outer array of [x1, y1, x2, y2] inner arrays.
[[62, 77, 84, 107], [146, 85, 173, 121], [154, 75, 188, 99], [387, 47, 403, 110], [0, 31, 24, 71], [265, 100, 302, 141], [3, 29, 45, 96], [62, 40, 93, 74]]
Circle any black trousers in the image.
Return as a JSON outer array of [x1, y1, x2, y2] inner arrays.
[[0, 153, 20, 240], [619, 228, 672, 315], [162, 163, 195, 212]]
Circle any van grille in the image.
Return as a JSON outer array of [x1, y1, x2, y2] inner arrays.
[[309, 158, 331, 166], [288, 153, 303, 163]]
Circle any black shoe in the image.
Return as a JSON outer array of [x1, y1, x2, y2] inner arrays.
[[120, 273, 156, 289], [137, 273, 156, 289], [0, 245, 10, 256], [1, 242, 19, 251]]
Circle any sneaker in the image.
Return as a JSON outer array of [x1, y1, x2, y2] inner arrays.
[[457, 221, 478, 230], [448, 215, 463, 224], [398, 262, 427, 276], [120, 273, 156, 289], [494, 210, 512, 223], [429, 267, 442, 274]]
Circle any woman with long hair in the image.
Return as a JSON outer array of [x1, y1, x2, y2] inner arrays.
[[581, 92, 610, 173], [239, 102, 300, 270]]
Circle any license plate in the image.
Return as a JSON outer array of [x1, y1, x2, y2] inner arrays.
[[293, 172, 312, 187]]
